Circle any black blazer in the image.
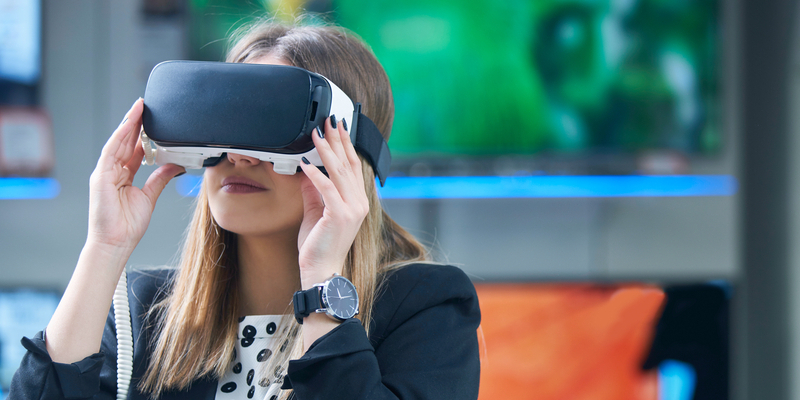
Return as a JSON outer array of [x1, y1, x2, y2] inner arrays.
[[9, 264, 481, 400]]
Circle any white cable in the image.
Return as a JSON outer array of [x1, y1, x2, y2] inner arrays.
[[140, 128, 156, 166], [113, 270, 134, 400]]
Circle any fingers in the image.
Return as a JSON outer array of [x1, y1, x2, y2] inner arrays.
[[299, 155, 343, 210], [299, 173, 324, 223], [339, 117, 365, 184], [313, 115, 366, 203], [324, 115, 348, 163], [141, 164, 185, 206], [116, 118, 142, 164], [122, 136, 146, 181], [99, 98, 143, 170]]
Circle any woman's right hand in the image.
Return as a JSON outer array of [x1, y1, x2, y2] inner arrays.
[[45, 98, 185, 364], [87, 98, 185, 256]]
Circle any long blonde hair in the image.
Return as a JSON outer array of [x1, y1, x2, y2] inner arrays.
[[140, 19, 430, 398]]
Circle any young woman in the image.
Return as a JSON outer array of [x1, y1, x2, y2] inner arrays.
[[9, 20, 480, 400]]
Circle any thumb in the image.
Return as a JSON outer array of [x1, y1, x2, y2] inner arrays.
[[142, 164, 185, 206]]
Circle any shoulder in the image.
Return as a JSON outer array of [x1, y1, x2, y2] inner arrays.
[[378, 263, 477, 304], [126, 266, 177, 309], [369, 263, 480, 342]]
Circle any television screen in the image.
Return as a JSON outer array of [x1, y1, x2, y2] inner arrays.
[[0, 288, 59, 394], [188, 0, 720, 161], [475, 282, 729, 400], [0, 0, 41, 85], [337, 0, 720, 158]]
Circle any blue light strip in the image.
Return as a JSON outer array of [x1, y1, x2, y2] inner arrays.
[[175, 174, 737, 199], [0, 178, 60, 200], [377, 175, 738, 199]]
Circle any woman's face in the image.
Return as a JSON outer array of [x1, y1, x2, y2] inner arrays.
[[205, 154, 306, 238], [205, 56, 306, 238]]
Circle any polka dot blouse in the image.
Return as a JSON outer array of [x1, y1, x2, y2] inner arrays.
[[216, 315, 284, 400]]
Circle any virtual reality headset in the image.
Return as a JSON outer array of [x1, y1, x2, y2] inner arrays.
[[140, 61, 391, 186]]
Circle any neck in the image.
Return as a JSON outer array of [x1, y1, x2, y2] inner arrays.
[[236, 231, 301, 316]]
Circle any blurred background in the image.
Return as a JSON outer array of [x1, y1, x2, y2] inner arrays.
[[0, 0, 793, 398]]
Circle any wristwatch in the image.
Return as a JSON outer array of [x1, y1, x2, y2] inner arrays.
[[293, 273, 359, 324]]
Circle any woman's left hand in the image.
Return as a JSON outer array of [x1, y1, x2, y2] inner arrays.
[[297, 115, 369, 290]]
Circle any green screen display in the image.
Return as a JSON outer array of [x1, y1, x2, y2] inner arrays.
[[188, 0, 720, 159]]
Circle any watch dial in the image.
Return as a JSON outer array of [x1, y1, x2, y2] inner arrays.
[[324, 276, 358, 319]]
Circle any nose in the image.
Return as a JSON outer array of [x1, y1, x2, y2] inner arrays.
[[227, 152, 261, 166]]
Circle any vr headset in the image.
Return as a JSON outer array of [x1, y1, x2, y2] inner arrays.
[[140, 61, 391, 186]]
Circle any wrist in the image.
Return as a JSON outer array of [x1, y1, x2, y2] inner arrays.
[[300, 273, 335, 290], [80, 241, 132, 273], [299, 264, 343, 290], [294, 273, 359, 327], [85, 219, 144, 253], [85, 233, 135, 255], [301, 312, 342, 352]]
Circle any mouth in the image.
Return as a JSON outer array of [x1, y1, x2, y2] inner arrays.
[[221, 176, 267, 193]]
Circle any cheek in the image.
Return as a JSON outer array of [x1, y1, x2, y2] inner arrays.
[[273, 177, 306, 218], [203, 169, 225, 220]]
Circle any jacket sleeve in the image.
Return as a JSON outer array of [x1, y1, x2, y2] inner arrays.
[[8, 308, 121, 400], [284, 264, 482, 400], [7, 268, 174, 400]]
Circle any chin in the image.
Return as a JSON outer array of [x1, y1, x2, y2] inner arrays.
[[213, 212, 301, 239], [208, 192, 304, 238]]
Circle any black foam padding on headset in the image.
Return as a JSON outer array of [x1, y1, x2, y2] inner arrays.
[[354, 113, 391, 187], [143, 61, 325, 153]]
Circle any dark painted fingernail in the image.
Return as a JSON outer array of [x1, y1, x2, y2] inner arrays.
[[175, 171, 186, 178], [342, 118, 348, 131], [302, 157, 310, 165], [316, 126, 324, 139], [330, 115, 337, 129]]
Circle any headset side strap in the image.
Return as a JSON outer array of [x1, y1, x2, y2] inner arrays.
[[352, 105, 391, 187]]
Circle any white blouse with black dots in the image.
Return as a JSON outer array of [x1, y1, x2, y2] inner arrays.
[[216, 315, 284, 400]]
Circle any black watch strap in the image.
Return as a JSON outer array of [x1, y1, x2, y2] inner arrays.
[[293, 287, 323, 324]]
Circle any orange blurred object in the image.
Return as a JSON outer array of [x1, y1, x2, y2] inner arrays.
[[476, 283, 666, 400]]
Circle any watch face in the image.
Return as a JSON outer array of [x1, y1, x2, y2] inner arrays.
[[322, 276, 359, 320]]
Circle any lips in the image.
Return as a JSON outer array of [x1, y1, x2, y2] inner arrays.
[[221, 176, 267, 193]]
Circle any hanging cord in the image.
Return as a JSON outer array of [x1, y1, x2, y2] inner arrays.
[[113, 270, 134, 400]]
